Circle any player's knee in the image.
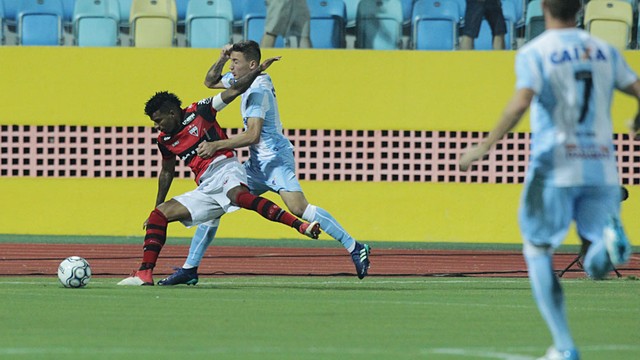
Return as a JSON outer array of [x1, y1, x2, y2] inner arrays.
[[288, 204, 306, 217]]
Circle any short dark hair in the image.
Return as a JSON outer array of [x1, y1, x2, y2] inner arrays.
[[144, 91, 181, 117], [231, 40, 261, 63], [544, 0, 581, 21]]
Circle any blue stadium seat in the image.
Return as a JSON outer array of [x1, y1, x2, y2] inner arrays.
[[411, 0, 460, 50], [502, 0, 523, 27], [525, 0, 544, 43], [230, 0, 245, 28], [474, 0, 516, 50], [175, 0, 188, 25], [18, 0, 65, 46], [243, 0, 285, 47], [61, 0, 75, 23], [3, 0, 20, 25], [117, 0, 131, 27], [400, 0, 413, 27], [73, 0, 120, 46], [343, 0, 360, 28], [0, 0, 4, 44], [355, 0, 404, 49], [307, 0, 346, 48], [186, 0, 234, 48], [449, 0, 464, 22]]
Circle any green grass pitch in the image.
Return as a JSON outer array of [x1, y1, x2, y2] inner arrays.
[[0, 277, 637, 360]]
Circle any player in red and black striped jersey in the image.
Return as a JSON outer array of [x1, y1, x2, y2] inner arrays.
[[118, 56, 321, 286]]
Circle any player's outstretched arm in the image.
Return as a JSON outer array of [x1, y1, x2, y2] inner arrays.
[[204, 44, 233, 89], [460, 88, 533, 171], [219, 56, 282, 105]]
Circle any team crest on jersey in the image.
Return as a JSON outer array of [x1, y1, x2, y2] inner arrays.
[[188, 125, 199, 137]]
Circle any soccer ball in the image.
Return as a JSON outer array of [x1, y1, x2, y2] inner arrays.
[[57, 256, 92, 288]]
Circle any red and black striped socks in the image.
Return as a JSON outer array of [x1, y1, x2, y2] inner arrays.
[[140, 209, 168, 271]]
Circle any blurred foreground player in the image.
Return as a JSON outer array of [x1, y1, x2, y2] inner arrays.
[[118, 56, 321, 286], [460, 0, 638, 358]]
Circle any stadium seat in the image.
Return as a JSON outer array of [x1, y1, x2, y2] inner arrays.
[[307, 0, 347, 48], [117, 0, 131, 27], [400, 0, 414, 27], [449, 0, 464, 22], [502, 0, 523, 27], [243, 0, 285, 47], [0, 0, 4, 44], [61, 0, 75, 24], [17, 0, 65, 46], [73, 0, 120, 46], [474, 0, 516, 50], [3, 0, 20, 25], [411, 0, 460, 50], [230, 0, 244, 28], [186, 0, 234, 48], [129, 0, 177, 47], [524, 0, 544, 43], [175, 0, 187, 25], [355, 0, 404, 49], [584, 0, 634, 49], [343, 0, 360, 28]]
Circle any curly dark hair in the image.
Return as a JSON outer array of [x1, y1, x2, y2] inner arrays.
[[231, 40, 261, 64], [144, 91, 182, 117]]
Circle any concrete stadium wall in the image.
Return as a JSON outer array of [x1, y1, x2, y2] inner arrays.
[[1, 47, 638, 244]]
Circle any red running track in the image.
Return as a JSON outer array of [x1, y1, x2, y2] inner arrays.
[[1, 243, 638, 279]]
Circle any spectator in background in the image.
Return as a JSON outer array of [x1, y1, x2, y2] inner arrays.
[[460, 0, 507, 50], [261, 0, 313, 48]]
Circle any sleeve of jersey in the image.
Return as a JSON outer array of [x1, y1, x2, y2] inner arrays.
[[211, 93, 227, 112], [611, 47, 638, 90], [514, 49, 542, 94], [221, 72, 234, 89], [244, 90, 268, 119]]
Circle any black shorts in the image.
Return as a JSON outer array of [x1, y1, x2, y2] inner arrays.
[[462, 0, 507, 38]]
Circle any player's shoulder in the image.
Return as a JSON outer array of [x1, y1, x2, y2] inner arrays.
[[253, 73, 274, 88]]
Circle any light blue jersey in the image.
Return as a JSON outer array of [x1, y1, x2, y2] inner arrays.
[[219, 71, 357, 254], [221, 72, 301, 193], [516, 29, 637, 187], [513, 27, 636, 360]]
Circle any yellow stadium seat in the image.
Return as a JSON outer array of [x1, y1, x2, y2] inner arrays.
[[129, 0, 177, 47], [584, 0, 634, 49]]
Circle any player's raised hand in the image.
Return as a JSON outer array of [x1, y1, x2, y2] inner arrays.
[[259, 56, 282, 72], [220, 44, 233, 60], [459, 144, 489, 172]]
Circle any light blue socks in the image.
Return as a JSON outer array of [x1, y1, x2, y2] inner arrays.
[[524, 243, 576, 353], [302, 205, 356, 253], [184, 222, 218, 268]]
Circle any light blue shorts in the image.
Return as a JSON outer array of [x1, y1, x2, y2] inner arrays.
[[518, 182, 620, 248], [244, 150, 303, 196]]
